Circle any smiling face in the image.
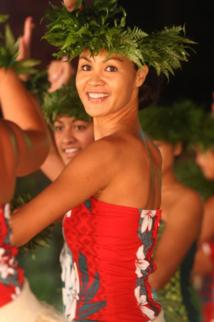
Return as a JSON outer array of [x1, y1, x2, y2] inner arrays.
[[75, 50, 148, 118], [53, 115, 94, 164]]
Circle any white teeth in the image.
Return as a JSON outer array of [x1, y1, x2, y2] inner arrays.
[[64, 148, 78, 154], [88, 93, 108, 99]]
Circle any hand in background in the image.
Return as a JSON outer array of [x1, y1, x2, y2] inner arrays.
[[48, 59, 73, 93], [16, 16, 35, 81], [63, 0, 78, 12], [17, 16, 34, 62]]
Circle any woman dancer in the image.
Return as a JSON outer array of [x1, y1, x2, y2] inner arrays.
[[0, 17, 67, 322], [191, 112, 214, 322], [4, 0, 194, 320], [41, 79, 93, 180], [139, 102, 203, 322]]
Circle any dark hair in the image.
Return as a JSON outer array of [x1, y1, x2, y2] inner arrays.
[[74, 56, 163, 109], [138, 67, 164, 109]]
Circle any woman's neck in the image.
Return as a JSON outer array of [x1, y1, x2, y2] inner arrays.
[[161, 169, 179, 192], [93, 102, 140, 140]]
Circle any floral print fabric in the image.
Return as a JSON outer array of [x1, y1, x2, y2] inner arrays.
[[0, 204, 24, 307], [135, 209, 161, 320], [62, 199, 161, 321]]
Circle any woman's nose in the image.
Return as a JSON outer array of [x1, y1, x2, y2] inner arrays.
[[61, 128, 76, 143], [88, 73, 105, 86]]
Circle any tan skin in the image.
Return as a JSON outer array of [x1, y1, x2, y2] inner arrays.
[[40, 58, 94, 181], [193, 149, 214, 275], [10, 50, 161, 247], [53, 116, 94, 165], [149, 140, 203, 289], [47, 59, 74, 93], [63, 0, 79, 11], [0, 68, 50, 205], [41, 116, 94, 180]]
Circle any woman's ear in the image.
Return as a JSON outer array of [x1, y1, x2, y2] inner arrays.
[[136, 65, 149, 87], [174, 142, 183, 156]]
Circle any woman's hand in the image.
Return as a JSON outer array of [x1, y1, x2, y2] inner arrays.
[[63, 0, 78, 12], [16, 16, 34, 62], [47, 59, 73, 93], [16, 16, 34, 81]]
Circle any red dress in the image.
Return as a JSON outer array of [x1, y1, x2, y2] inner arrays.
[[62, 198, 161, 321], [0, 204, 24, 307], [200, 241, 214, 322]]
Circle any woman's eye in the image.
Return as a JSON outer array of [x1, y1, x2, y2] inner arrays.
[[80, 64, 91, 71], [73, 125, 86, 131], [54, 125, 64, 132], [106, 65, 118, 72]]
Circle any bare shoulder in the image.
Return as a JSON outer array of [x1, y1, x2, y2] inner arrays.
[[178, 185, 202, 206], [173, 185, 203, 218], [76, 136, 121, 163], [65, 136, 122, 180]]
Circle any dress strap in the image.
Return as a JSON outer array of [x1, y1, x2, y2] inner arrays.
[[140, 131, 161, 208]]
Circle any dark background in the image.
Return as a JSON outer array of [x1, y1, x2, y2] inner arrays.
[[0, 0, 213, 107]]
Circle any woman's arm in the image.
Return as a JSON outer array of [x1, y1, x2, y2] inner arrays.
[[11, 138, 117, 246], [0, 121, 17, 203], [150, 190, 203, 289], [192, 197, 214, 275], [40, 128, 65, 181], [0, 68, 50, 176]]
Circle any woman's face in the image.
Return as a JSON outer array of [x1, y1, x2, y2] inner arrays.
[[53, 115, 94, 165], [76, 50, 148, 118], [195, 149, 214, 180]]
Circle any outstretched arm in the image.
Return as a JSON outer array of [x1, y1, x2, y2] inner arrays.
[[0, 68, 50, 176], [192, 197, 214, 275], [10, 139, 118, 246], [40, 127, 65, 181]]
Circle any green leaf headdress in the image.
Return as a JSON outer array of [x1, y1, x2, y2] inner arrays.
[[188, 109, 214, 151], [44, 0, 195, 78], [139, 100, 203, 144], [0, 15, 39, 74], [42, 79, 91, 125]]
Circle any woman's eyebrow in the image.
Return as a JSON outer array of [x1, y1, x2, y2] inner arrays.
[[79, 55, 124, 63], [103, 56, 124, 63], [79, 56, 91, 62]]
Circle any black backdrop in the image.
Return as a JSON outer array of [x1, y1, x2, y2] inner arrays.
[[0, 0, 214, 106]]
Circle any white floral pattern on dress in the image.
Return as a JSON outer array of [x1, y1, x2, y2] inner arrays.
[[60, 243, 80, 321], [11, 286, 21, 300], [134, 209, 160, 320], [0, 248, 16, 279], [135, 245, 150, 278], [140, 209, 157, 233], [0, 204, 24, 304], [135, 286, 155, 320]]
